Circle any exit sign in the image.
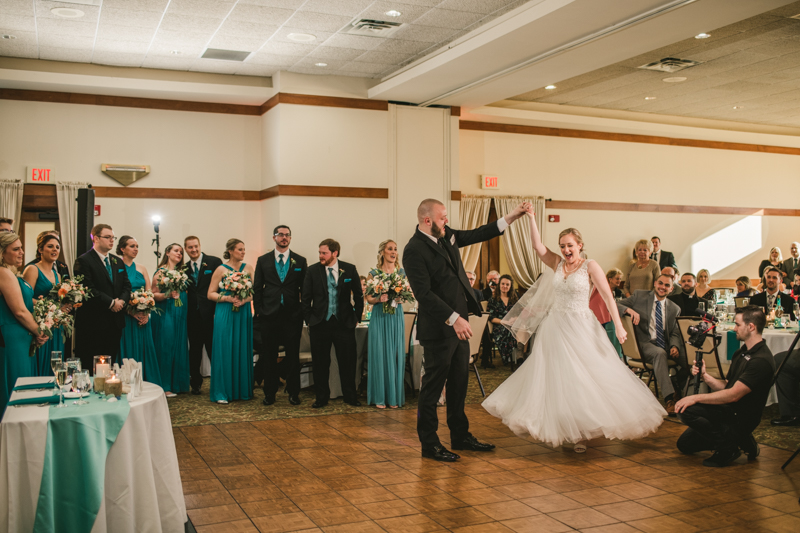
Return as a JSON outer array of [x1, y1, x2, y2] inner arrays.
[[481, 174, 499, 189], [26, 167, 55, 184]]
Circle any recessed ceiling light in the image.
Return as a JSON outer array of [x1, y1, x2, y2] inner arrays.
[[663, 76, 687, 83], [170, 50, 181, 55], [644, 96, 657, 100], [51, 7, 85, 18], [695, 32, 710, 39], [314, 62, 327, 67], [287, 33, 316, 42], [544, 85, 557, 90], [1, 34, 15, 40], [733, 106, 743, 109], [385, 10, 402, 17]]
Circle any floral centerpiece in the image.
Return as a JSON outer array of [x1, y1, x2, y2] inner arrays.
[[48, 275, 92, 309], [127, 289, 162, 326], [157, 268, 189, 307], [30, 297, 74, 356], [219, 270, 254, 312], [365, 271, 415, 315]]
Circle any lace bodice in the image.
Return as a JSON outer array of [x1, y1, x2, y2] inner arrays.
[[551, 260, 593, 315]]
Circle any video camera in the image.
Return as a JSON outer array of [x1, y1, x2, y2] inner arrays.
[[687, 309, 722, 394]]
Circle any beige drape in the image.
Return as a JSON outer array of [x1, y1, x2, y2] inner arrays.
[[458, 196, 491, 273], [494, 196, 546, 290], [0, 180, 24, 232], [56, 181, 89, 275]]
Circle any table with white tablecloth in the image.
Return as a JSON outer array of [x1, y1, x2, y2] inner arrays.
[[0, 377, 186, 533]]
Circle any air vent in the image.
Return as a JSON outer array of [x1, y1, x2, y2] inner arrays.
[[638, 57, 701, 73], [201, 48, 251, 61], [342, 19, 403, 37]]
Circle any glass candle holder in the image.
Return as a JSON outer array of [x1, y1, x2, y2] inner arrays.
[[94, 355, 111, 377]]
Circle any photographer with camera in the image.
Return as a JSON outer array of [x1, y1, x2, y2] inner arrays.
[[675, 306, 775, 467], [482, 270, 500, 301]]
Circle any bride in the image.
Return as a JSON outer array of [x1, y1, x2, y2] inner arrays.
[[482, 208, 666, 452]]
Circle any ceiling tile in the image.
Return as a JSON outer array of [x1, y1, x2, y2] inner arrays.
[[158, 13, 223, 34], [286, 11, 352, 33], [238, 0, 306, 8], [216, 19, 279, 40], [270, 25, 334, 45], [102, 0, 170, 13], [0, 14, 36, 32], [300, 0, 373, 17], [340, 60, 391, 74], [140, 55, 195, 70], [151, 29, 210, 46], [353, 49, 409, 65], [233, 62, 277, 76], [99, 8, 165, 30], [38, 33, 95, 49], [167, 0, 236, 18], [294, 57, 349, 70], [189, 59, 241, 74], [92, 51, 146, 67], [147, 41, 207, 57], [307, 46, 365, 61], [206, 34, 269, 53], [35, 1, 100, 22], [248, 51, 302, 67], [36, 17, 98, 37], [322, 33, 383, 50], [0, 43, 37, 59], [94, 39, 151, 55], [39, 45, 93, 62], [0, 29, 35, 46], [372, 38, 431, 55], [381, 0, 439, 6], [411, 8, 484, 30], [0, 0, 36, 17], [96, 24, 156, 43], [436, 0, 519, 15], [330, 69, 377, 78], [391, 24, 456, 43], [259, 40, 316, 56], [227, 4, 295, 25], [356, 2, 432, 24]]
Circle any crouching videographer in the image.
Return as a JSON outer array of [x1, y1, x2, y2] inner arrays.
[[674, 306, 775, 467]]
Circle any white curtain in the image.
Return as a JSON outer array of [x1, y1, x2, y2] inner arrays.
[[56, 182, 89, 275], [494, 196, 546, 290], [458, 195, 492, 273], [0, 180, 24, 232]]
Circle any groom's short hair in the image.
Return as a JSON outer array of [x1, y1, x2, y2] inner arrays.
[[417, 199, 444, 221]]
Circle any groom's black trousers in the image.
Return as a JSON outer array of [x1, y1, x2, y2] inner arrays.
[[418, 335, 471, 449]]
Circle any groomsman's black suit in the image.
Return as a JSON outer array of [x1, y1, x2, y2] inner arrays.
[[254, 249, 307, 402], [302, 260, 363, 405], [749, 290, 796, 320], [403, 222, 503, 453], [73, 249, 131, 371], [651, 250, 677, 270], [186, 253, 222, 393], [668, 291, 702, 317]]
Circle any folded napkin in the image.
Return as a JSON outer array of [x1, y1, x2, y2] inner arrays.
[[8, 394, 60, 406], [13, 381, 55, 391]]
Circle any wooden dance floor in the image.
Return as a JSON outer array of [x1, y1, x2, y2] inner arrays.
[[176, 405, 800, 532]]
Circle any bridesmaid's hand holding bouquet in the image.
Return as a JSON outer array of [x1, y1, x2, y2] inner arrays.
[[219, 271, 253, 312], [157, 268, 189, 307]]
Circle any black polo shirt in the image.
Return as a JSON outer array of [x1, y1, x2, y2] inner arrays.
[[726, 339, 775, 431]]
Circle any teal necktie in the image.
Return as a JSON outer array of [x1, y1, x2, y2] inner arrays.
[[278, 254, 286, 305], [104, 257, 112, 279], [326, 267, 338, 320], [191, 261, 198, 282]]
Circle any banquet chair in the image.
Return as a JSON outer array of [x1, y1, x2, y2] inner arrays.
[[403, 312, 417, 398], [677, 317, 725, 383], [619, 315, 677, 398], [468, 314, 490, 397], [734, 297, 751, 308]]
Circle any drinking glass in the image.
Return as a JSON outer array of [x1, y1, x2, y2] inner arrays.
[[50, 351, 63, 392], [54, 363, 68, 408], [742, 298, 749, 306], [698, 301, 706, 313], [794, 303, 799, 321], [73, 371, 90, 405], [66, 359, 81, 391]]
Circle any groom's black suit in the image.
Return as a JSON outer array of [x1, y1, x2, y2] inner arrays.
[[186, 253, 222, 392], [73, 249, 131, 371], [403, 222, 503, 451]]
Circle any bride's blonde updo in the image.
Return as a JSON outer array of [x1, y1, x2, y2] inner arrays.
[[558, 227, 585, 252], [0, 232, 22, 274]]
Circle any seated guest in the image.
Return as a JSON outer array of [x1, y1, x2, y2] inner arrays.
[[467, 270, 493, 369], [651, 236, 677, 270], [662, 266, 680, 295], [783, 242, 799, 289], [750, 267, 796, 320], [669, 272, 701, 317], [0, 218, 12, 232], [590, 274, 623, 359], [488, 275, 519, 366], [466, 270, 485, 302], [617, 274, 688, 415], [772, 346, 800, 427], [696, 269, 716, 304], [793, 273, 800, 298], [735, 276, 757, 298], [482, 270, 499, 300], [675, 306, 773, 467], [625, 239, 661, 296], [759, 247, 787, 279], [606, 268, 624, 298]]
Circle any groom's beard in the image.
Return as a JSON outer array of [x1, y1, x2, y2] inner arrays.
[[431, 222, 445, 238]]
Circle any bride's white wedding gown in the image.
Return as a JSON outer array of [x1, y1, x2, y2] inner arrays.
[[482, 260, 666, 448]]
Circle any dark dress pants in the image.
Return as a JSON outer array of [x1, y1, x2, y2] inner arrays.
[[188, 306, 214, 392], [774, 349, 800, 418], [260, 313, 303, 399], [309, 317, 357, 403], [417, 335, 471, 450], [677, 403, 741, 454], [480, 327, 492, 365]]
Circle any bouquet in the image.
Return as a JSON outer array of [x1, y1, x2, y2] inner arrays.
[[219, 270, 253, 312], [127, 289, 162, 327], [49, 275, 92, 309], [157, 267, 189, 307], [365, 271, 415, 315], [30, 297, 73, 356]]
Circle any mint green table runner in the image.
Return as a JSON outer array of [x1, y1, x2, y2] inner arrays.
[[33, 394, 130, 533]]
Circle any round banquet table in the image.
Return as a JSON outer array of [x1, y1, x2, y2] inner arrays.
[[0, 377, 186, 533]]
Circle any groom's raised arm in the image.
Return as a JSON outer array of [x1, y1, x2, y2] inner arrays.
[[452, 202, 530, 248], [403, 244, 456, 324]]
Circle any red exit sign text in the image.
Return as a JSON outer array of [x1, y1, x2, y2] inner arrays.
[[27, 167, 55, 184], [481, 175, 499, 189]]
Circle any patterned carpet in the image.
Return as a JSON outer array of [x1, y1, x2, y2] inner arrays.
[[167, 363, 800, 453]]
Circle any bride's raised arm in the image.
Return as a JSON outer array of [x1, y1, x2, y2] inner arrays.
[[526, 209, 560, 272]]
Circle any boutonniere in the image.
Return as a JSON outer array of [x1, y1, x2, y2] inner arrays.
[[290, 258, 297, 267], [339, 268, 344, 278], [112, 257, 118, 264], [202, 262, 207, 268]]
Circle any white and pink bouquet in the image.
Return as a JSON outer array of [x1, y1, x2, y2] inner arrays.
[[127, 289, 162, 326], [219, 271, 253, 312], [49, 275, 92, 309], [365, 271, 415, 315], [157, 268, 189, 307], [29, 297, 73, 356]]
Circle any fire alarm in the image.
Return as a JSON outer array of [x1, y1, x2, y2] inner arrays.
[[548, 215, 560, 222]]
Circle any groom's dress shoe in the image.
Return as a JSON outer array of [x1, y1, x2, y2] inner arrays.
[[288, 395, 301, 405], [421, 445, 460, 462], [770, 416, 800, 427], [451, 435, 495, 452], [311, 400, 328, 409]]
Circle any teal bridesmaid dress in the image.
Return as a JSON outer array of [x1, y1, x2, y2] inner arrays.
[[119, 262, 163, 389], [210, 264, 253, 402], [366, 268, 406, 408], [32, 265, 65, 377], [150, 270, 189, 393], [0, 277, 36, 414]]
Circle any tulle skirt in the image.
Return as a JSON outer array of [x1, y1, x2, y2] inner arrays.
[[483, 308, 666, 448]]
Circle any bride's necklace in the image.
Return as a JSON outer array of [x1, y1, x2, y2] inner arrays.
[[564, 259, 584, 274]]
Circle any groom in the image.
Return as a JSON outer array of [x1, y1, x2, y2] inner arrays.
[[404, 198, 530, 461]]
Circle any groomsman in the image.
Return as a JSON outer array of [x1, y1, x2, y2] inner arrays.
[[73, 224, 131, 371], [184, 236, 222, 395], [254, 225, 307, 406], [302, 239, 363, 408]]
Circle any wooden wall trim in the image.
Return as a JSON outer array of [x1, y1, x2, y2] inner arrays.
[[272, 93, 389, 113], [459, 120, 800, 157], [545, 199, 800, 217], [88, 185, 388, 201], [451, 191, 461, 201], [259, 185, 389, 199]]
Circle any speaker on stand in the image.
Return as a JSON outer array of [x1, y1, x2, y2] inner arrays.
[[76, 187, 95, 258]]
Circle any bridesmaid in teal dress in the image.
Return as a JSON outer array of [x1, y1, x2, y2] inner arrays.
[[207, 239, 253, 404], [366, 240, 407, 409], [151, 243, 189, 397], [0, 233, 49, 413], [116, 236, 162, 388], [22, 234, 67, 377]]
